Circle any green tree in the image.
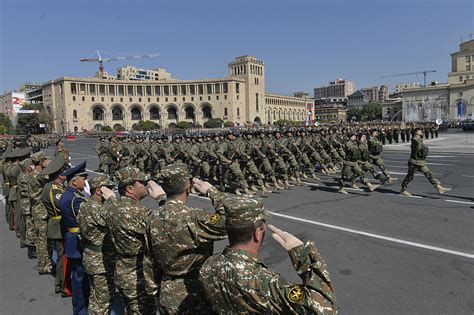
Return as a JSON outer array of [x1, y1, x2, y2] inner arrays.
[[16, 103, 54, 134], [347, 107, 363, 122], [176, 121, 194, 129], [203, 118, 224, 128], [224, 121, 234, 127], [362, 102, 382, 121], [0, 114, 12, 133], [133, 120, 157, 131], [101, 125, 113, 132]]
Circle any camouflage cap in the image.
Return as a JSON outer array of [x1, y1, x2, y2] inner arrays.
[[223, 196, 269, 226], [19, 158, 33, 170], [115, 166, 150, 187], [31, 151, 47, 163], [88, 174, 115, 189], [159, 162, 190, 186]]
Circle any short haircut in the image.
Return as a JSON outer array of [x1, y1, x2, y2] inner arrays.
[[162, 181, 187, 197], [118, 183, 133, 196], [226, 220, 264, 246]]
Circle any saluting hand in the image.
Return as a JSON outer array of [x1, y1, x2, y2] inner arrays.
[[100, 186, 116, 200], [268, 224, 304, 251], [193, 178, 214, 195], [147, 180, 165, 198]]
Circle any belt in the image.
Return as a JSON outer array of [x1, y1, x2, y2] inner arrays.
[[68, 227, 80, 233], [51, 215, 61, 221]]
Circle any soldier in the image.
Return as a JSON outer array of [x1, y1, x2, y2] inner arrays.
[[105, 166, 166, 314], [94, 137, 109, 173], [78, 175, 116, 315], [400, 128, 452, 196], [354, 133, 389, 187], [0, 147, 12, 230], [55, 139, 71, 162], [146, 163, 227, 314], [199, 196, 337, 314], [30, 151, 52, 274], [41, 155, 68, 296], [368, 129, 397, 184], [17, 158, 35, 255], [59, 161, 90, 315]]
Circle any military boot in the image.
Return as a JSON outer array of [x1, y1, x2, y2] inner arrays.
[[367, 183, 380, 192], [338, 187, 348, 194], [260, 185, 272, 194], [311, 173, 321, 180], [436, 185, 452, 194], [234, 189, 241, 196], [284, 180, 293, 189], [296, 178, 304, 186], [250, 185, 259, 192], [388, 176, 398, 183], [400, 189, 412, 197], [351, 183, 360, 189], [242, 187, 254, 195]]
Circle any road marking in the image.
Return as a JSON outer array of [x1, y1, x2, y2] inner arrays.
[[384, 160, 453, 166], [86, 169, 104, 175], [384, 138, 446, 147], [267, 212, 474, 259], [445, 199, 474, 205], [461, 175, 474, 178]]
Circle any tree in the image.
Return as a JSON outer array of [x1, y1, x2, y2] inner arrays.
[[133, 120, 158, 131], [224, 121, 235, 127], [203, 118, 224, 128], [176, 121, 194, 129], [101, 126, 113, 132], [346, 107, 363, 122], [0, 114, 12, 134], [362, 102, 382, 121], [16, 103, 53, 134]]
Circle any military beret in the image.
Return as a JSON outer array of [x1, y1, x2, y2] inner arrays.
[[19, 158, 33, 170], [88, 174, 115, 189], [31, 151, 47, 163], [61, 160, 87, 181], [115, 166, 150, 187], [223, 196, 269, 227], [159, 163, 190, 186], [42, 155, 66, 175]]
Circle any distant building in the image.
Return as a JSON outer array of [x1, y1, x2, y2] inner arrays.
[[395, 82, 421, 93], [360, 85, 388, 103], [347, 90, 367, 108], [117, 65, 174, 81], [314, 78, 355, 99], [314, 99, 347, 122], [381, 94, 403, 121], [402, 39, 474, 122], [293, 91, 309, 98]]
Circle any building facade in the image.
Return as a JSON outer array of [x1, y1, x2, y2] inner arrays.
[[314, 78, 355, 99], [360, 85, 388, 103], [31, 55, 313, 132], [347, 90, 367, 108], [117, 65, 174, 81], [402, 39, 474, 122]]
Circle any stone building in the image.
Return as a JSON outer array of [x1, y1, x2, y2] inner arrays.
[[18, 55, 313, 131], [314, 78, 355, 99]]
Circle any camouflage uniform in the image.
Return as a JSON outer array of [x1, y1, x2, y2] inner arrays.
[[17, 158, 34, 248], [146, 163, 227, 314], [106, 167, 166, 315], [401, 137, 440, 190], [78, 175, 116, 315], [199, 196, 337, 314]]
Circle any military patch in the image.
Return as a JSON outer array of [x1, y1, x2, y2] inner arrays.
[[209, 214, 220, 224], [55, 193, 62, 200], [288, 286, 304, 303]]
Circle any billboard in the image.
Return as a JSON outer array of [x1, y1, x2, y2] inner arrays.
[[12, 92, 25, 113], [305, 100, 315, 126]]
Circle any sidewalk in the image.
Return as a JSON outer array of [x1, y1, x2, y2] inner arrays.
[[384, 131, 474, 153]]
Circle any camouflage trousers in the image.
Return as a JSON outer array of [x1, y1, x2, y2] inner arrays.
[[339, 161, 369, 187], [401, 162, 440, 190], [369, 155, 391, 178], [34, 219, 51, 273], [88, 272, 115, 315], [271, 157, 289, 181], [223, 161, 248, 190], [242, 160, 265, 187], [23, 214, 36, 247], [158, 277, 213, 315], [115, 255, 156, 315], [356, 161, 388, 184], [258, 158, 279, 185]]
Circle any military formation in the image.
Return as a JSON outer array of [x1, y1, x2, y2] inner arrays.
[[0, 120, 452, 314]]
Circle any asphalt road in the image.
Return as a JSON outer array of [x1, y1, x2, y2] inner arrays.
[[1, 131, 473, 314]]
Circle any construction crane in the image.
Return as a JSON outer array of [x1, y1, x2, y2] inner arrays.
[[381, 70, 437, 87], [80, 50, 160, 77]]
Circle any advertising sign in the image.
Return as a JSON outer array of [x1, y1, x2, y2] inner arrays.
[[12, 92, 26, 113]]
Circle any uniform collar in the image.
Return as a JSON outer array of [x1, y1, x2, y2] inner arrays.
[[165, 198, 185, 206], [121, 195, 139, 204], [66, 185, 83, 194], [223, 246, 265, 266]]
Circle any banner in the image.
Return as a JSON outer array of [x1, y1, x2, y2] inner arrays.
[[12, 92, 26, 113], [305, 101, 314, 126]]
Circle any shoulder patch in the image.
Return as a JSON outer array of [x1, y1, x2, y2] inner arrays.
[[209, 214, 220, 225], [55, 193, 62, 200], [288, 286, 304, 303]]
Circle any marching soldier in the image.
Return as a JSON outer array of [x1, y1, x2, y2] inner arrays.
[[199, 196, 337, 314], [368, 129, 397, 184]]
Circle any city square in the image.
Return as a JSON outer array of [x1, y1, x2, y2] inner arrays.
[[1, 0, 474, 314]]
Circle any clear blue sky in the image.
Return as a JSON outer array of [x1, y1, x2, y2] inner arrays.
[[1, 0, 473, 95]]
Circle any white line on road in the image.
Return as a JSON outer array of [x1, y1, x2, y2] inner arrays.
[[461, 175, 474, 178], [445, 199, 474, 205], [384, 160, 453, 166], [384, 138, 446, 147], [86, 169, 104, 175], [267, 212, 474, 259]]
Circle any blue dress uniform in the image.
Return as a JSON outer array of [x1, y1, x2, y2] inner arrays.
[[59, 161, 90, 315]]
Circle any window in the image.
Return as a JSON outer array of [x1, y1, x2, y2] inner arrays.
[[224, 107, 228, 117], [466, 56, 471, 63], [112, 107, 123, 120], [73, 110, 77, 119], [91, 97, 95, 101], [149, 107, 160, 120], [185, 106, 195, 119], [167, 107, 177, 120], [89, 84, 96, 95], [99, 85, 106, 96], [82, 96, 85, 101], [127, 85, 134, 96], [190, 85, 196, 95], [256, 93, 259, 111], [164, 86, 170, 96], [466, 65, 471, 71], [172, 85, 178, 96], [72, 96, 76, 101], [80, 83, 86, 94], [459, 76, 463, 82], [207, 84, 212, 94], [118, 85, 124, 96], [236, 83, 240, 93], [137, 86, 143, 96], [215, 83, 220, 94], [131, 107, 142, 120], [109, 85, 115, 96], [111, 97, 114, 102], [198, 85, 204, 94], [237, 107, 240, 116], [181, 85, 187, 95], [146, 86, 152, 96], [92, 107, 104, 120], [71, 83, 77, 94], [224, 95, 227, 100], [155, 86, 161, 96], [202, 105, 212, 118], [223, 83, 228, 93], [216, 95, 219, 100]]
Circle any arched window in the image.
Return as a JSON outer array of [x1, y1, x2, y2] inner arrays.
[[92, 106, 104, 121], [130, 106, 142, 120], [237, 107, 240, 116], [73, 110, 77, 119], [167, 106, 178, 120], [202, 105, 212, 119], [112, 106, 123, 120], [149, 106, 160, 120], [185, 106, 195, 120]]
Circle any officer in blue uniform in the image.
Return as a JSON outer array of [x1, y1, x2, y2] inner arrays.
[[59, 161, 89, 315]]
